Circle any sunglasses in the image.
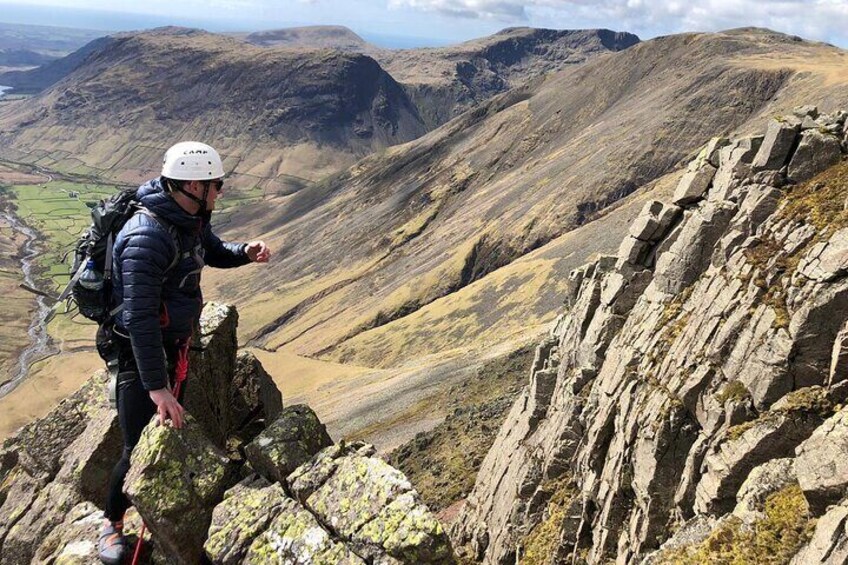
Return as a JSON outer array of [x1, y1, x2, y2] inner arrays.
[[202, 179, 224, 193]]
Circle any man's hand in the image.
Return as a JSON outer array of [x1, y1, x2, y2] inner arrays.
[[246, 240, 271, 263], [149, 388, 184, 428]]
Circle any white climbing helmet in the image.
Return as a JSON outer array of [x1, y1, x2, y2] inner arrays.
[[161, 141, 224, 180]]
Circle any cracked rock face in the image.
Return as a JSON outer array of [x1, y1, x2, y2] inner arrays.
[[289, 442, 454, 564], [451, 107, 848, 564]]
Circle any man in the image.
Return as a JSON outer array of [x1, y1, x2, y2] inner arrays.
[[98, 142, 270, 564]]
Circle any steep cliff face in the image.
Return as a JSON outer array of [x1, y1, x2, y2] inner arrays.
[[379, 27, 640, 129], [451, 106, 848, 564]]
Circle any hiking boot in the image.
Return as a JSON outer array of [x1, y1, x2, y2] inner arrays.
[[98, 520, 126, 564]]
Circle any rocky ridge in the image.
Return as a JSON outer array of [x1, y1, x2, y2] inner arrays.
[[0, 27, 428, 189], [375, 27, 640, 129], [0, 303, 451, 564], [451, 106, 848, 563]]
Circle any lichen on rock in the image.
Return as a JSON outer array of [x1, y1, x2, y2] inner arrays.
[[245, 404, 334, 485], [126, 413, 234, 564]]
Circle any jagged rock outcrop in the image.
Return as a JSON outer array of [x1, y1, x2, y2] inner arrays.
[[451, 107, 848, 564], [0, 302, 450, 563], [125, 413, 234, 564], [244, 404, 333, 484]]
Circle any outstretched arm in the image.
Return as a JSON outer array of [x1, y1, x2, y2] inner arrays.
[[203, 223, 252, 268]]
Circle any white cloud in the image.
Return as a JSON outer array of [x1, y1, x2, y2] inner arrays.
[[387, 0, 848, 46]]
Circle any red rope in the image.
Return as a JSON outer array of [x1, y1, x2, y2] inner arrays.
[[131, 338, 191, 565]]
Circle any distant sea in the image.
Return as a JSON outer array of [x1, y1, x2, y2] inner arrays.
[[0, 3, 450, 49], [0, 85, 11, 99]]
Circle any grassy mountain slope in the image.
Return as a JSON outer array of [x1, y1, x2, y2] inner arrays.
[[208, 29, 846, 376], [238, 25, 640, 130]]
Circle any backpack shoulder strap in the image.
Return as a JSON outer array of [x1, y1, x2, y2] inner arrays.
[[135, 207, 183, 275]]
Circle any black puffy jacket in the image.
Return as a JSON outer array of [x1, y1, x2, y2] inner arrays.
[[111, 178, 250, 390]]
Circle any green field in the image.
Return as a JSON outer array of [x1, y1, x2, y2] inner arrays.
[[1, 179, 264, 290], [1, 180, 117, 289]]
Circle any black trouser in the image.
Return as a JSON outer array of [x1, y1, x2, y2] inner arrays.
[[104, 333, 186, 523]]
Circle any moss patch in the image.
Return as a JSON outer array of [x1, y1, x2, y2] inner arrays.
[[521, 475, 578, 565], [726, 419, 758, 442], [716, 380, 751, 405], [658, 484, 815, 564], [777, 159, 848, 236]]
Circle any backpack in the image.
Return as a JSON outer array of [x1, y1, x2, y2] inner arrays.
[[58, 187, 181, 324]]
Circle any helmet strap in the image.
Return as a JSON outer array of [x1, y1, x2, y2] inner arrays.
[[166, 178, 209, 215]]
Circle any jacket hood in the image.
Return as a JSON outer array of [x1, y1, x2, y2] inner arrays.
[[137, 177, 204, 232]]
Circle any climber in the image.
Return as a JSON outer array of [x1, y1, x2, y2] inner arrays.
[[97, 142, 271, 565]]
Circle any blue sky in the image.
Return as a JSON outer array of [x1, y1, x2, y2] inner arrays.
[[1, 0, 847, 48]]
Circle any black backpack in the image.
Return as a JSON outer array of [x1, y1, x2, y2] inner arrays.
[[59, 187, 180, 323]]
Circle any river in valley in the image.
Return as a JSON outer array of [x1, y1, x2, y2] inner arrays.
[[0, 211, 59, 398]]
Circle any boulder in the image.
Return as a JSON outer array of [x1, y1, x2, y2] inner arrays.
[[653, 201, 736, 294], [628, 201, 681, 244], [245, 496, 366, 564], [792, 105, 819, 120], [291, 444, 453, 563], [10, 370, 110, 479], [710, 136, 763, 201], [0, 467, 45, 558], [787, 130, 843, 183], [125, 413, 234, 565], [703, 137, 730, 167], [617, 236, 650, 267], [244, 404, 333, 485], [230, 350, 284, 443], [288, 441, 377, 500], [30, 502, 103, 564], [629, 201, 664, 241], [795, 406, 848, 514], [205, 477, 288, 564], [54, 406, 122, 506], [673, 163, 717, 206], [184, 302, 240, 449], [751, 119, 799, 172], [1, 482, 81, 565], [798, 228, 848, 283]]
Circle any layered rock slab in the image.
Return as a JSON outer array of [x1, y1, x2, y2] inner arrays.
[[125, 413, 234, 564], [451, 111, 848, 564], [795, 406, 848, 514]]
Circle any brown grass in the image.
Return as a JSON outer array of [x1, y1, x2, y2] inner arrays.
[[0, 350, 100, 440]]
